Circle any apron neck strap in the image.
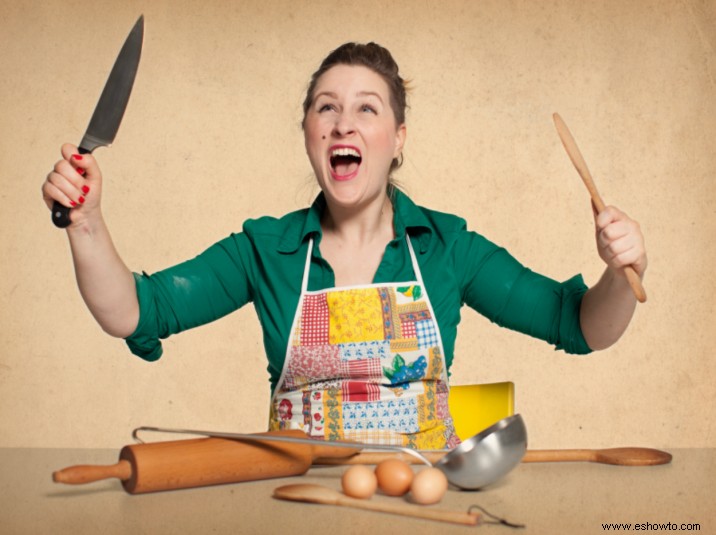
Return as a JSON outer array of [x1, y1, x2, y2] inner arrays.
[[405, 234, 425, 288], [301, 238, 314, 294]]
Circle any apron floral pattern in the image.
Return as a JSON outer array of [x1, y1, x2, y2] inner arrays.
[[269, 237, 459, 450]]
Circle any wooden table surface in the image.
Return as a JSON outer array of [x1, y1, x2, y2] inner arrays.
[[1, 447, 713, 534]]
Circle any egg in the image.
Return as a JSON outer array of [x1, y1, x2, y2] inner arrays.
[[375, 459, 414, 496], [410, 467, 449, 505], [341, 465, 377, 499]]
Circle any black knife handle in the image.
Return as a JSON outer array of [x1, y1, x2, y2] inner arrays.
[[51, 202, 72, 228], [51, 146, 90, 228]]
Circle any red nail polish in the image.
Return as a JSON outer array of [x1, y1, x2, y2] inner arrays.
[[77, 167, 86, 176], [82, 185, 90, 194], [78, 196, 85, 204], [72, 154, 83, 161], [70, 201, 77, 207]]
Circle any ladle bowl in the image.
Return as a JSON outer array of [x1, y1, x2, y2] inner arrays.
[[435, 414, 527, 490]]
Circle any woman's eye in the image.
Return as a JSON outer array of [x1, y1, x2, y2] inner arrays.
[[318, 104, 335, 112], [361, 104, 377, 114]]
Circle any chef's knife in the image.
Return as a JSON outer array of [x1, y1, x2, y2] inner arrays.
[[52, 15, 144, 228]]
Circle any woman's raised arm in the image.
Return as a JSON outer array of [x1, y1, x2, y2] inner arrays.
[[42, 143, 139, 338]]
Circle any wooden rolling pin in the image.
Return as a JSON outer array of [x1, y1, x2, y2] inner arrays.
[[314, 447, 672, 467], [53, 430, 358, 494]]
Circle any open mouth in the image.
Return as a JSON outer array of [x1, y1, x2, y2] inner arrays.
[[329, 146, 362, 179]]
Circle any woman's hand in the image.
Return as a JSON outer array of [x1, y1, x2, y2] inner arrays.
[[42, 143, 138, 337], [593, 204, 647, 279], [42, 143, 103, 228], [580, 203, 647, 350]]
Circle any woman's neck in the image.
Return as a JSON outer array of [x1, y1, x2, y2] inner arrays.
[[319, 191, 396, 286], [321, 192, 395, 246]]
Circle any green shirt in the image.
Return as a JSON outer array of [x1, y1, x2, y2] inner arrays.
[[126, 189, 591, 390]]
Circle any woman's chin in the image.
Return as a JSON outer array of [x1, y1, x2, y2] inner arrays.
[[318, 169, 389, 212]]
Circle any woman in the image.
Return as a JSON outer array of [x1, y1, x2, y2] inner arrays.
[[42, 43, 646, 449]]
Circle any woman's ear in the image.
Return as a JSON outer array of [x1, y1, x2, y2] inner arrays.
[[394, 124, 407, 159]]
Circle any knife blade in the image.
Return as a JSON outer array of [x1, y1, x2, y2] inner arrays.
[[52, 15, 144, 228]]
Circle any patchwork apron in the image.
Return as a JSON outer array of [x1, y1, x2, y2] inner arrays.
[[269, 236, 459, 450]]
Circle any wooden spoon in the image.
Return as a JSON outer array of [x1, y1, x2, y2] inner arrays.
[[273, 484, 480, 526], [522, 447, 672, 466], [314, 447, 672, 467], [553, 112, 647, 303]]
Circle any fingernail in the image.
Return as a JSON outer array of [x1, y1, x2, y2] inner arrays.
[[78, 196, 85, 204], [70, 201, 77, 207], [81, 185, 90, 194], [72, 154, 83, 161], [76, 167, 86, 176]]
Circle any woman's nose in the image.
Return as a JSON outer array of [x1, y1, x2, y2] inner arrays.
[[333, 112, 355, 136]]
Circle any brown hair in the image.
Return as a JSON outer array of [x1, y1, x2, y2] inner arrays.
[[302, 42, 408, 173]]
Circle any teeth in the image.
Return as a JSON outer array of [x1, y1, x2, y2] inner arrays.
[[331, 147, 361, 158]]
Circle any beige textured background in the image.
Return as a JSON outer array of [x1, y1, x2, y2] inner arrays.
[[1, 0, 714, 449]]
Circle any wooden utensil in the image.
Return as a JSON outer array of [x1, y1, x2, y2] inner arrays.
[[273, 484, 480, 526], [314, 446, 672, 467], [553, 112, 647, 303], [52, 430, 358, 494], [522, 447, 672, 466]]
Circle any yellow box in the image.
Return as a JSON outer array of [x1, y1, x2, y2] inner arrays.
[[448, 382, 515, 441]]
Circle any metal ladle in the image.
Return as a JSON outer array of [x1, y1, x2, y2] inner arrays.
[[133, 414, 527, 491], [434, 414, 527, 489]]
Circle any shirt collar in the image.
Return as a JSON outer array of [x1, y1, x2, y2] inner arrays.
[[391, 188, 433, 253], [278, 188, 433, 254], [277, 194, 324, 254]]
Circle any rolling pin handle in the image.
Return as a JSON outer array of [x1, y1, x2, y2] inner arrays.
[[53, 459, 132, 485]]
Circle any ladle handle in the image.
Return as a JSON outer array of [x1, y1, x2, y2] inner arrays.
[[133, 426, 433, 466], [313, 451, 447, 465]]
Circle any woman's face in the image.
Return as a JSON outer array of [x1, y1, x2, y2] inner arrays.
[[303, 65, 406, 211]]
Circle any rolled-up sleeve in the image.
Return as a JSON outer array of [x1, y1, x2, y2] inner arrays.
[[456, 230, 592, 355], [124, 233, 255, 361]]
